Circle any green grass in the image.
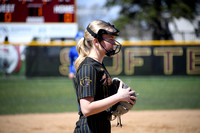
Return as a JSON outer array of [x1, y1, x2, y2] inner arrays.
[[0, 76, 200, 115], [0, 76, 78, 115], [122, 76, 200, 110]]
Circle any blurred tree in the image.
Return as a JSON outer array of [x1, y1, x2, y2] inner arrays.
[[105, 0, 200, 40]]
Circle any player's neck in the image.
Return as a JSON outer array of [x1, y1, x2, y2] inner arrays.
[[89, 56, 102, 63], [88, 54, 103, 64], [88, 48, 104, 63]]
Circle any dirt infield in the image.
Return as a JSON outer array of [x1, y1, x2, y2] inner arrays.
[[0, 110, 200, 133]]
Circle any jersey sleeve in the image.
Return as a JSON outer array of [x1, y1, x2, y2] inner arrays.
[[76, 64, 97, 99]]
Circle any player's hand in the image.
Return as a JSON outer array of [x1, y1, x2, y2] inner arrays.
[[68, 73, 75, 79], [116, 81, 136, 105]]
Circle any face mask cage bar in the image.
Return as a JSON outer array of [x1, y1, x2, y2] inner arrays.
[[103, 39, 122, 56]]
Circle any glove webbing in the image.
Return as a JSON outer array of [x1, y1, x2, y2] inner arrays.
[[111, 111, 123, 127], [116, 115, 122, 127]]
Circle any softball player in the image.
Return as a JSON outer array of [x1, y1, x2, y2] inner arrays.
[[73, 20, 136, 133]]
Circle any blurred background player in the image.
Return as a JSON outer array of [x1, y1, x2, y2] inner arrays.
[[68, 31, 84, 81], [69, 31, 84, 110]]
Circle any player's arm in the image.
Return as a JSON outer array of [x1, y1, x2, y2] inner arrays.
[[68, 47, 76, 79], [68, 48, 74, 73], [80, 82, 136, 117]]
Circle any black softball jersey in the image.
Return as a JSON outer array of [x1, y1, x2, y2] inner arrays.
[[74, 57, 115, 133]]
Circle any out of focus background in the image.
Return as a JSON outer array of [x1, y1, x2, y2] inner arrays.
[[0, 0, 200, 114]]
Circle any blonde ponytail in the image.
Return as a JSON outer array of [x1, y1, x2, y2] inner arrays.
[[75, 37, 92, 71]]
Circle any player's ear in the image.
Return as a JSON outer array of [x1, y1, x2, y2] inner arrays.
[[93, 38, 99, 46]]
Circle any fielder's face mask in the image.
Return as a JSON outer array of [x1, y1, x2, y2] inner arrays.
[[87, 23, 122, 57]]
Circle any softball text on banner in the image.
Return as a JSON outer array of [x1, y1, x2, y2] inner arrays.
[[25, 41, 200, 77]]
